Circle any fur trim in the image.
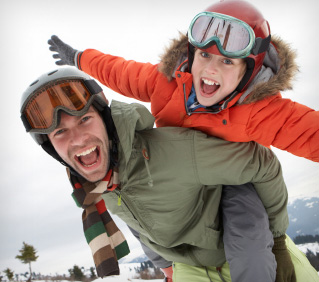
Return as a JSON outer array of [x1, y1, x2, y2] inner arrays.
[[243, 36, 299, 104], [158, 32, 189, 81], [158, 33, 299, 102]]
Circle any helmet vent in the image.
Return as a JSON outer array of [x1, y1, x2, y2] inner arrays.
[[30, 80, 39, 87], [48, 70, 58, 76]]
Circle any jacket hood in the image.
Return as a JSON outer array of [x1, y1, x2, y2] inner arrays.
[[158, 33, 299, 104], [110, 100, 155, 163]]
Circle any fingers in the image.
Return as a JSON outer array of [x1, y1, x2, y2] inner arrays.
[[48, 34, 76, 66], [49, 35, 63, 44], [48, 35, 65, 51], [55, 60, 65, 66], [49, 46, 57, 52]]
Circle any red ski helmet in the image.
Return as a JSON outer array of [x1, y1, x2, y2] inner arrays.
[[187, 0, 271, 92]]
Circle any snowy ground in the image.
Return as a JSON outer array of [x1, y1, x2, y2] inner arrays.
[[6, 243, 318, 282], [92, 263, 162, 282], [297, 242, 319, 255]]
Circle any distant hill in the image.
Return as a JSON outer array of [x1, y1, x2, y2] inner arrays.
[[287, 197, 319, 240], [119, 253, 148, 264]]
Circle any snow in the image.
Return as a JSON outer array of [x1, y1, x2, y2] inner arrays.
[[92, 263, 162, 281], [306, 202, 317, 208], [297, 242, 319, 255]]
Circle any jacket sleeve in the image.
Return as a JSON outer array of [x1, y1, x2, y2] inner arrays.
[[194, 133, 289, 237], [77, 49, 166, 103], [246, 95, 319, 162]]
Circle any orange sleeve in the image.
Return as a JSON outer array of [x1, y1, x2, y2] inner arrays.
[[78, 49, 162, 103], [246, 96, 319, 162]]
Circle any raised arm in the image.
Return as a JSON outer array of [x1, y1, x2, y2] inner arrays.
[[48, 35, 165, 103]]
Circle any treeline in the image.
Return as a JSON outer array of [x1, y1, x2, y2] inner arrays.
[[133, 260, 164, 280], [1, 265, 97, 282], [293, 234, 319, 244]]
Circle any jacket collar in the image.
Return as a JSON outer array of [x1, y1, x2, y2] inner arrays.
[[110, 100, 155, 164]]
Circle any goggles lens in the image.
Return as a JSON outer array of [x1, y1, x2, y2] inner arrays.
[[23, 80, 93, 131], [188, 12, 255, 58]]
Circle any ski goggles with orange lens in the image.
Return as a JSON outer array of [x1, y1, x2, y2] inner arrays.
[[21, 79, 102, 133], [188, 12, 256, 58]]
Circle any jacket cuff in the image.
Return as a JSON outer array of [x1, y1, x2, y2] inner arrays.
[[75, 51, 83, 70]]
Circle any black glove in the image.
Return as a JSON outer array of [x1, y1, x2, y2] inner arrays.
[[272, 235, 296, 282], [48, 35, 78, 66]]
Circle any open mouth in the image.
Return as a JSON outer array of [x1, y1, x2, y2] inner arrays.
[[201, 78, 220, 97], [75, 146, 100, 168]]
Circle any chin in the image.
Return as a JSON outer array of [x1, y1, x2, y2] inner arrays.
[[82, 171, 107, 183]]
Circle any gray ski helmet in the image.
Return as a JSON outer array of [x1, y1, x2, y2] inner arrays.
[[20, 67, 108, 146], [20, 67, 118, 169]]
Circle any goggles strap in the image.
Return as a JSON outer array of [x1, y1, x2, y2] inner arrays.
[[83, 79, 103, 95], [21, 114, 32, 132], [252, 35, 271, 55]]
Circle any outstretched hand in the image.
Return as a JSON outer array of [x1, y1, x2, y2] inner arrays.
[[48, 35, 78, 66]]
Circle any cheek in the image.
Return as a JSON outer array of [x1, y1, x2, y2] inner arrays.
[[238, 64, 247, 80], [51, 139, 68, 159], [191, 61, 201, 81]]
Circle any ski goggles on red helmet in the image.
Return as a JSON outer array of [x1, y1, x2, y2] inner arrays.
[[188, 12, 257, 58], [21, 79, 103, 134]]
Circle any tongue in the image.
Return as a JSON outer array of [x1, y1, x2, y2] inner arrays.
[[79, 150, 98, 166], [203, 83, 219, 94]]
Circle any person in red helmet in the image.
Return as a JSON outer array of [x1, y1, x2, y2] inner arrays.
[[47, 0, 319, 281]]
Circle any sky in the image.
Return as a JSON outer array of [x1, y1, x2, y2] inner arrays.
[[1, 0, 318, 277]]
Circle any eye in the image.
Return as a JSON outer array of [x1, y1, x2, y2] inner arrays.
[[200, 52, 210, 58], [81, 116, 91, 123], [53, 129, 65, 137], [222, 58, 233, 65]]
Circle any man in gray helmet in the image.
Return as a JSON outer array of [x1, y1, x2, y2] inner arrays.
[[20, 68, 318, 282]]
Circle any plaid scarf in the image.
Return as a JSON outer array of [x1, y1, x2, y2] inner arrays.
[[68, 167, 130, 277]]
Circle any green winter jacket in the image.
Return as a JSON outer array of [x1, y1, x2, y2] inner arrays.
[[101, 100, 288, 267]]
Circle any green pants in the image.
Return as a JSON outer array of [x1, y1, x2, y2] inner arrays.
[[173, 235, 319, 282]]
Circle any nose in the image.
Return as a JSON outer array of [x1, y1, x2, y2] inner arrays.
[[206, 58, 219, 74], [69, 126, 88, 146]]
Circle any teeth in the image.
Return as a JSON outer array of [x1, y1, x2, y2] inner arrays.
[[82, 162, 97, 168], [202, 78, 220, 86], [76, 146, 97, 157]]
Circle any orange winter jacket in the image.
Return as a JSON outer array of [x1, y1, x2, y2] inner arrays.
[[77, 35, 319, 162]]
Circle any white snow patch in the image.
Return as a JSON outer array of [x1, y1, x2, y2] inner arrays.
[[306, 202, 316, 208], [297, 242, 319, 255]]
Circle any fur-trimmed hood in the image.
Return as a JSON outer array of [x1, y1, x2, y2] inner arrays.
[[158, 33, 299, 104]]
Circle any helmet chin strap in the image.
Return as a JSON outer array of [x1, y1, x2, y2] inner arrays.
[[236, 57, 255, 92], [236, 35, 271, 92]]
